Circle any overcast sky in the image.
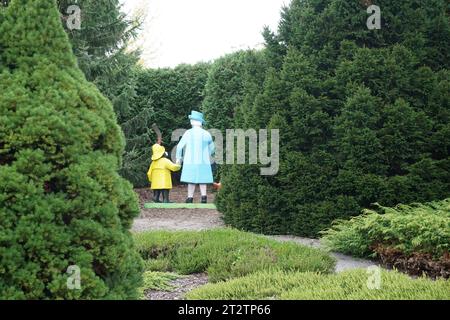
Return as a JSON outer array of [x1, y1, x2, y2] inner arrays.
[[121, 0, 290, 68]]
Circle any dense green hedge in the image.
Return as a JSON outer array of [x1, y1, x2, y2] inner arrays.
[[120, 63, 210, 187], [0, 0, 142, 299], [187, 269, 450, 300], [201, 51, 268, 132], [210, 0, 450, 237]]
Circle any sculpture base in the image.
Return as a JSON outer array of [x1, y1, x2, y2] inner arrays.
[[144, 203, 217, 210]]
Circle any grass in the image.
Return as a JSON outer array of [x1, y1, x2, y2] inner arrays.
[[186, 269, 450, 300], [133, 228, 335, 283]]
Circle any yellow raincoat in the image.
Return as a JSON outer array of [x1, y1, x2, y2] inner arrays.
[[147, 145, 181, 190]]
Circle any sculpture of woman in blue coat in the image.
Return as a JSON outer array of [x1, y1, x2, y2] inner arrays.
[[176, 111, 215, 203]]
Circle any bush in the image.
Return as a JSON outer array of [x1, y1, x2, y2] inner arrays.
[[321, 199, 450, 258], [187, 269, 450, 300], [133, 229, 335, 282], [0, 0, 142, 299], [321, 199, 450, 278], [211, 0, 450, 237]]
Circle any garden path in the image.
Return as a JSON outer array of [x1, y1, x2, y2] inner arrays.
[[133, 186, 377, 273], [133, 186, 377, 300]]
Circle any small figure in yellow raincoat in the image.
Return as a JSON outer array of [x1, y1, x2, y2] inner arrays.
[[147, 144, 181, 203]]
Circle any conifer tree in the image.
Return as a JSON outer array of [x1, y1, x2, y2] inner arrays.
[[0, 0, 142, 299], [1, 0, 147, 186], [212, 0, 450, 237], [202, 51, 248, 132]]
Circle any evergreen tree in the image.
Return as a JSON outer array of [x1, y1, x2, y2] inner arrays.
[[2, 0, 145, 185], [57, 0, 141, 122], [202, 50, 269, 132], [211, 0, 450, 237], [57, 0, 144, 187], [202, 51, 248, 133], [0, 0, 142, 299], [234, 50, 268, 128]]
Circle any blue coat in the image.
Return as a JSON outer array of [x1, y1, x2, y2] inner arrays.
[[176, 127, 215, 184]]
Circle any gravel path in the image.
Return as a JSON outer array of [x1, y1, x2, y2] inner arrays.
[[133, 187, 224, 232], [269, 236, 377, 272], [133, 209, 224, 232], [134, 187, 378, 300]]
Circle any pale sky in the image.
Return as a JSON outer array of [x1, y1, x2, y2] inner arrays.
[[121, 0, 290, 68]]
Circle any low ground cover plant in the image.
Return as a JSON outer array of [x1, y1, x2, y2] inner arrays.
[[134, 229, 335, 282], [138, 272, 180, 299], [187, 269, 450, 300], [321, 199, 450, 278]]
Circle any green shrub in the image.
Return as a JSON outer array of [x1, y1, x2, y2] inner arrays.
[[211, 0, 450, 237], [0, 0, 142, 299], [133, 229, 335, 282], [187, 269, 450, 300], [321, 199, 450, 259]]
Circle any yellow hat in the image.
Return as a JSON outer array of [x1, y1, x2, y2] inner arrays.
[[151, 144, 166, 161]]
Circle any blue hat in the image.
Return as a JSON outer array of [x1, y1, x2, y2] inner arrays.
[[188, 110, 205, 124]]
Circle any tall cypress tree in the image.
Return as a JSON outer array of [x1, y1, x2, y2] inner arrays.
[[0, 0, 142, 299]]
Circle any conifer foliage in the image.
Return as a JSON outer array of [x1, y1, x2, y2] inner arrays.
[[0, 0, 142, 299], [211, 0, 450, 237]]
